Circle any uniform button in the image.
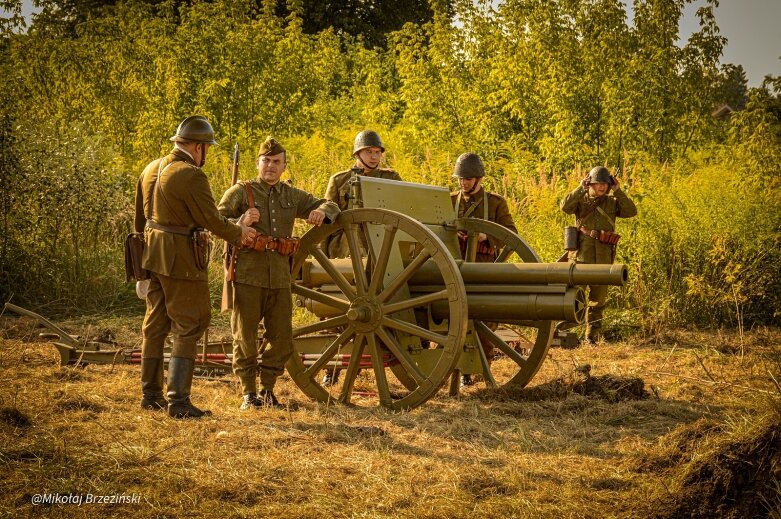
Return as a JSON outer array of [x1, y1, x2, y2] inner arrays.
[[273, 228, 277, 231], [272, 209, 275, 213]]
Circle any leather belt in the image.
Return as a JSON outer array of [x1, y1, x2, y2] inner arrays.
[[146, 220, 194, 236], [579, 226, 600, 239]]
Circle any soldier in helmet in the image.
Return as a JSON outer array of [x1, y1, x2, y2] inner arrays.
[[323, 130, 402, 259], [450, 152, 518, 386], [560, 166, 637, 343], [218, 137, 340, 409], [319, 130, 402, 386], [134, 115, 255, 418]]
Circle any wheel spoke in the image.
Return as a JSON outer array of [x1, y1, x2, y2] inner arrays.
[[376, 327, 427, 385], [474, 324, 498, 388], [495, 245, 513, 263], [345, 223, 368, 296], [382, 289, 449, 315], [465, 232, 478, 262], [377, 249, 431, 303], [302, 327, 356, 378], [339, 334, 365, 403], [292, 315, 349, 338], [475, 320, 527, 367], [381, 316, 449, 346], [292, 285, 349, 312], [368, 224, 398, 296], [366, 333, 393, 407], [310, 246, 356, 300]]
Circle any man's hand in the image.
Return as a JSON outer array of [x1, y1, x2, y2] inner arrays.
[[239, 225, 257, 248], [610, 176, 620, 191], [581, 177, 590, 189], [238, 207, 260, 226], [478, 232, 488, 242], [307, 209, 326, 226]]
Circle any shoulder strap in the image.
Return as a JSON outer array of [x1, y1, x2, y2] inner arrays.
[[243, 181, 255, 209], [595, 205, 615, 230], [456, 190, 488, 219], [576, 195, 605, 227]]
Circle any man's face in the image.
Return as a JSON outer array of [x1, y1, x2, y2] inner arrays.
[[257, 152, 286, 185], [589, 182, 609, 197], [355, 147, 383, 171], [458, 176, 482, 195]]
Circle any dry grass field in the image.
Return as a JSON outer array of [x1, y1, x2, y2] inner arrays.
[[1, 312, 780, 519]]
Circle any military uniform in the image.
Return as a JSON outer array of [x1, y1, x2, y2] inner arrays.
[[218, 179, 339, 396], [450, 187, 518, 261], [323, 167, 402, 258], [560, 182, 637, 339], [135, 116, 245, 419]]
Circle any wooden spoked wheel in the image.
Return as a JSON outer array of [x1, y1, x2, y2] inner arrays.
[[287, 208, 468, 411], [453, 217, 555, 388]]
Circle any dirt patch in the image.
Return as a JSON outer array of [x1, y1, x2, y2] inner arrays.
[[650, 413, 781, 519], [484, 366, 648, 403], [0, 407, 32, 428], [634, 418, 724, 473]]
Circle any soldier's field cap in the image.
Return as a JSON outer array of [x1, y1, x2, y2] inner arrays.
[[258, 136, 286, 158]]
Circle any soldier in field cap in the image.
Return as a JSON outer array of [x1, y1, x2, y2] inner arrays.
[[134, 115, 255, 419], [218, 136, 340, 409]]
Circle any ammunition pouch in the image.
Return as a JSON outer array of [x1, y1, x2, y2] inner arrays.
[[124, 232, 148, 282], [579, 226, 620, 246], [243, 233, 301, 256], [192, 230, 212, 271]]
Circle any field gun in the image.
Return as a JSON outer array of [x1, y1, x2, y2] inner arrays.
[[286, 175, 626, 410]]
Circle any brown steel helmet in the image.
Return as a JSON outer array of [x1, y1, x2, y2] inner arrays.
[[169, 115, 218, 145], [587, 166, 611, 184], [452, 152, 485, 178], [353, 130, 385, 155]]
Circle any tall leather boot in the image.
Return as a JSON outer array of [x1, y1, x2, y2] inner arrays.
[[140, 357, 168, 410], [167, 357, 212, 419]]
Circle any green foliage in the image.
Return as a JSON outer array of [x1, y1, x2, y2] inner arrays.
[[1, 0, 779, 327]]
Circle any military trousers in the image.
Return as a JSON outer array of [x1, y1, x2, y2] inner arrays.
[[231, 282, 293, 394], [142, 272, 211, 360]]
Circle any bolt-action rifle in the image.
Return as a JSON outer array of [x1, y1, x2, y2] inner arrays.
[[221, 143, 240, 313]]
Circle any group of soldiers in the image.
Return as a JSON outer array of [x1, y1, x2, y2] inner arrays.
[[134, 115, 636, 419]]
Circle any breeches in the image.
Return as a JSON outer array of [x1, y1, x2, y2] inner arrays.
[[231, 283, 293, 391], [142, 272, 211, 359]]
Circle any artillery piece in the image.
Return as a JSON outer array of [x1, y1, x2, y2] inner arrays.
[[286, 175, 626, 410]]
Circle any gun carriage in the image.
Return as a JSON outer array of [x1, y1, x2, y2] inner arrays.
[[287, 175, 626, 410]]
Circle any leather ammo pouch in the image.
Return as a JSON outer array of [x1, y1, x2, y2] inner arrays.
[[598, 230, 621, 245], [245, 234, 300, 256], [124, 232, 148, 282], [192, 229, 212, 271]]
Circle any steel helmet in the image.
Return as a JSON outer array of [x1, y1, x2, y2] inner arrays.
[[452, 152, 485, 178], [587, 166, 611, 184], [169, 115, 218, 145], [353, 130, 385, 155]]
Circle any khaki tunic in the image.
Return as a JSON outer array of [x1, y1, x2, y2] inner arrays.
[[559, 185, 637, 334], [217, 179, 340, 392], [134, 148, 243, 359], [323, 167, 402, 257]]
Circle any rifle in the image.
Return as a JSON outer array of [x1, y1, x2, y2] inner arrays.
[[220, 143, 241, 313]]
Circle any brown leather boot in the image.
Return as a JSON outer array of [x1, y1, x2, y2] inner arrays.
[[140, 357, 168, 410]]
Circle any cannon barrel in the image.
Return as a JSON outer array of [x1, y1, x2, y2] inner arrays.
[[297, 285, 587, 322], [300, 258, 627, 288]]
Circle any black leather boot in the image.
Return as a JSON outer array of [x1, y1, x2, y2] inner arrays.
[[167, 357, 211, 419], [140, 357, 168, 410], [240, 393, 263, 410], [259, 388, 283, 409], [461, 373, 474, 387]]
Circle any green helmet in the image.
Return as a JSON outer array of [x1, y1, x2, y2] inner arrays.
[[587, 166, 611, 184], [353, 130, 385, 155], [452, 152, 485, 178], [169, 116, 218, 145]]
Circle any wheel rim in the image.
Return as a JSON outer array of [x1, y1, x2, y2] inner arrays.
[[453, 217, 554, 388], [288, 208, 468, 411]]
